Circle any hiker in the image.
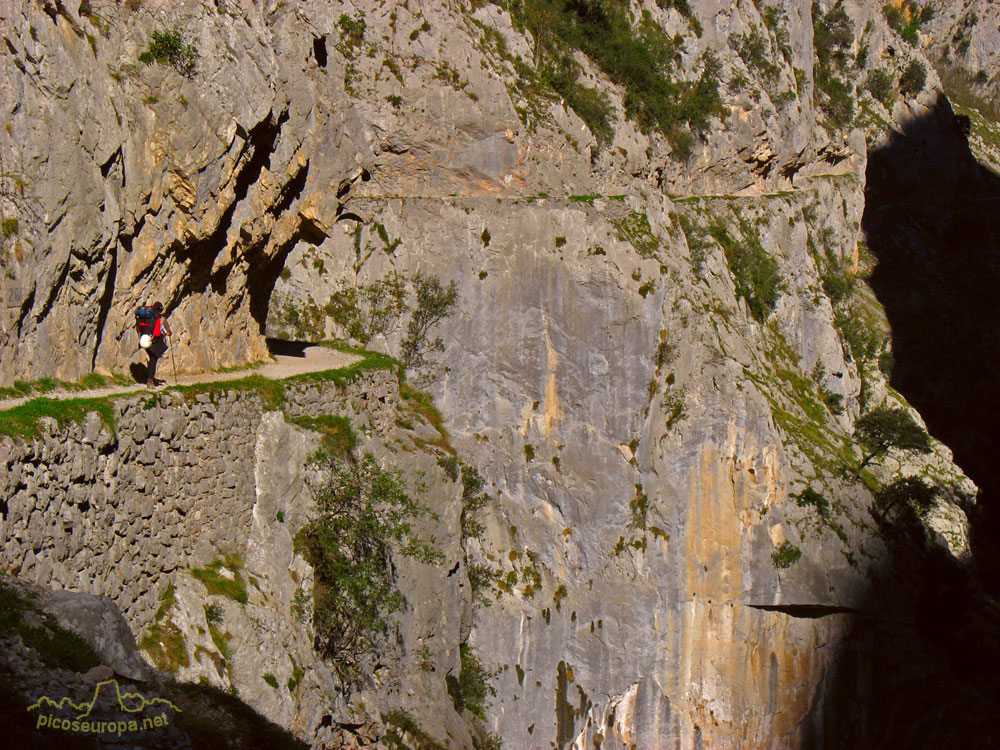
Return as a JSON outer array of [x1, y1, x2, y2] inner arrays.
[[136, 302, 172, 386]]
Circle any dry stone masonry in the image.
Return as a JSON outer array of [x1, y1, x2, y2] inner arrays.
[[0, 370, 398, 630]]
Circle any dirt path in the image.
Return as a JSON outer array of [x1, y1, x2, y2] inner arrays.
[[0, 346, 361, 412]]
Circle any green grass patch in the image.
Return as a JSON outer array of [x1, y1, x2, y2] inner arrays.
[[0, 344, 396, 442], [154, 584, 177, 621], [0, 380, 32, 399], [191, 555, 249, 604], [217, 359, 268, 374], [262, 673, 278, 689], [0, 396, 117, 440], [140, 620, 189, 673], [174, 374, 286, 410], [709, 221, 784, 322], [744, 327, 856, 477], [209, 623, 232, 662], [400, 383, 453, 453], [287, 656, 304, 692], [171, 345, 397, 409], [0, 371, 135, 399], [615, 211, 660, 259], [382, 710, 447, 750], [288, 414, 356, 458]]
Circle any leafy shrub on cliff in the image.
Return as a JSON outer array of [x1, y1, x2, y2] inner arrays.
[[813, 3, 855, 128], [709, 222, 785, 322], [446, 642, 497, 720], [864, 68, 895, 106], [900, 60, 927, 97], [771, 541, 802, 568], [733, 30, 780, 84], [560, 79, 615, 148], [834, 305, 882, 367], [138, 27, 199, 77], [506, 1, 721, 157], [854, 406, 932, 474], [295, 453, 440, 684], [400, 274, 459, 369], [883, 1, 929, 45], [336, 12, 366, 57], [327, 273, 408, 345], [793, 487, 830, 517], [873, 476, 939, 524]]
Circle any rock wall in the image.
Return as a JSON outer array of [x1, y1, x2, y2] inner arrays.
[[0, 1, 994, 748], [0, 369, 472, 746], [0, 369, 397, 626]]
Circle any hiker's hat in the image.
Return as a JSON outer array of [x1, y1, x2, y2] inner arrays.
[[139, 334, 153, 349]]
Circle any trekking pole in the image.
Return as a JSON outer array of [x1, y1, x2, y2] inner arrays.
[[170, 336, 178, 383]]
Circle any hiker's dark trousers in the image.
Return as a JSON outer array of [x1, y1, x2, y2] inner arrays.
[[146, 337, 168, 382]]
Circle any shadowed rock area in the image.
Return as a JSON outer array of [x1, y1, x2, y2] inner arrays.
[[807, 93, 1000, 749]]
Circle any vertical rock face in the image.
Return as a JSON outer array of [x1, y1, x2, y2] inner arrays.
[[0, 1, 994, 748]]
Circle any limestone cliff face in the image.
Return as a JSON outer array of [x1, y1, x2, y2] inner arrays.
[[0, 1, 990, 749], [0, 0, 937, 382]]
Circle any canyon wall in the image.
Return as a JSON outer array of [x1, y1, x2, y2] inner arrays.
[[1, 1, 994, 748]]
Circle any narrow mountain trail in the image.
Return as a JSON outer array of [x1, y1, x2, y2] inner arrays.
[[0, 345, 361, 412]]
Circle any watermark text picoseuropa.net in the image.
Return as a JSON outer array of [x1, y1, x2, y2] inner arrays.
[[27, 678, 180, 737], [34, 711, 172, 736]]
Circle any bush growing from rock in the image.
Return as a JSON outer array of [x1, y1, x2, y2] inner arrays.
[[900, 60, 927, 97], [865, 68, 895, 105], [873, 476, 940, 525], [709, 222, 785, 322], [400, 274, 458, 369], [138, 27, 199, 77], [771, 541, 802, 569], [295, 453, 440, 685], [853, 406, 932, 474]]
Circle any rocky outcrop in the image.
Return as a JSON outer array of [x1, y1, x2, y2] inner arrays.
[[0, 575, 309, 749]]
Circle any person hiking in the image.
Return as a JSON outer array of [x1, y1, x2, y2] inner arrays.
[[136, 301, 172, 386]]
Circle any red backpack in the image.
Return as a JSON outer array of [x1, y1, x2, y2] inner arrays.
[[136, 306, 160, 338]]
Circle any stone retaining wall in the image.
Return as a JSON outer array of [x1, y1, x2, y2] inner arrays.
[[0, 369, 398, 628]]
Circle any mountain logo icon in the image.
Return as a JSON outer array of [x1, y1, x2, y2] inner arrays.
[[27, 679, 180, 737]]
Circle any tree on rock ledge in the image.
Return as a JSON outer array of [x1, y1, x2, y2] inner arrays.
[[854, 406, 932, 475]]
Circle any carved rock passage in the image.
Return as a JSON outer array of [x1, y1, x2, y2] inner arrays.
[[0, 1, 376, 383]]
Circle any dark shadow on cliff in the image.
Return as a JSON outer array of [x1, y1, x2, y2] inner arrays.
[[801, 93, 1000, 749], [864, 93, 1000, 578]]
